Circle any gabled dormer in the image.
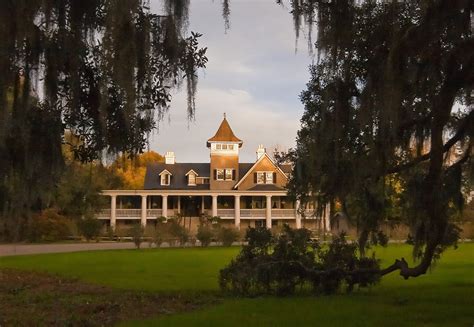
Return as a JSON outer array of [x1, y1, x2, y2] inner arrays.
[[159, 169, 172, 186], [234, 148, 288, 191], [185, 169, 198, 186]]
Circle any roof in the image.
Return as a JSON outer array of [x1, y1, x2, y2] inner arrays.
[[248, 184, 285, 191], [207, 117, 243, 147], [144, 163, 211, 190], [144, 161, 291, 191]]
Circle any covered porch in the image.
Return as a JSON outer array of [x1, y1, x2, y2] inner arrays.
[[98, 190, 329, 231]]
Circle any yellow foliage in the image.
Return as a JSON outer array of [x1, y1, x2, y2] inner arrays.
[[112, 151, 164, 189]]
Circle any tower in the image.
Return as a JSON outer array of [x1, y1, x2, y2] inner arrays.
[[207, 114, 243, 190]]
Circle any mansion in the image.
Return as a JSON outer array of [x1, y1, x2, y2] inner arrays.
[[98, 116, 329, 232]]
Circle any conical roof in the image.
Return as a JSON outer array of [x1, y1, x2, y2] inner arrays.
[[207, 116, 243, 147]]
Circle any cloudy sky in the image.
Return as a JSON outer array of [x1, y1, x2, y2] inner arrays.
[[149, 0, 314, 162]]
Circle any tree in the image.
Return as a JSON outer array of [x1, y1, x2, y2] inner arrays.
[[0, 1, 207, 240], [111, 151, 164, 189], [287, 0, 473, 279]]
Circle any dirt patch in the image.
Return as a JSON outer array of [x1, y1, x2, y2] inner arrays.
[[0, 268, 219, 326]]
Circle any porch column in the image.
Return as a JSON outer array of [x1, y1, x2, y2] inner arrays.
[[141, 195, 147, 227], [323, 204, 330, 235], [162, 195, 168, 218], [177, 196, 181, 214], [212, 195, 218, 217], [234, 195, 241, 229], [110, 195, 117, 231], [201, 196, 205, 214], [266, 195, 272, 229], [295, 200, 302, 229]]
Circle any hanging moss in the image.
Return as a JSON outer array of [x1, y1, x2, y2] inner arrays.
[[0, 0, 207, 240], [287, 0, 473, 278]]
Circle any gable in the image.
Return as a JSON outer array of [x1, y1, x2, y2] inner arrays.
[[234, 154, 288, 190]]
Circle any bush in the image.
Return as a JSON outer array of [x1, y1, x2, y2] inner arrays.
[[77, 216, 102, 241], [27, 208, 71, 242], [217, 227, 239, 246], [168, 219, 189, 246], [219, 225, 380, 296], [196, 225, 214, 247], [131, 224, 144, 249]]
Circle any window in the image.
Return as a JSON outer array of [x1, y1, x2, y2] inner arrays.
[[257, 172, 265, 184], [266, 172, 273, 184], [222, 144, 227, 150], [161, 173, 170, 186], [225, 169, 233, 180], [228, 144, 234, 150], [216, 169, 225, 180], [216, 144, 222, 150], [255, 171, 275, 184], [188, 173, 196, 185]]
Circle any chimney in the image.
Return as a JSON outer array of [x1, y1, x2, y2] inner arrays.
[[165, 151, 175, 164], [256, 144, 266, 160]]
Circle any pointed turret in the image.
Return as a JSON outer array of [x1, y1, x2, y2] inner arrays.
[[207, 114, 243, 147]]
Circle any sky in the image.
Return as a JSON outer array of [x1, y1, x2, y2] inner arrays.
[[149, 0, 314, 163]]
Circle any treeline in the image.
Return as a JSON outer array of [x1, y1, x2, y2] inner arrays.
[[1, 150, 164, 242]]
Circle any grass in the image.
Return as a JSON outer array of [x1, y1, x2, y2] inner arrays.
[[1, 244, 473, 326]]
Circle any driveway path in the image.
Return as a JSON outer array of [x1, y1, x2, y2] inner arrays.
[[0, 242, 138, 257]]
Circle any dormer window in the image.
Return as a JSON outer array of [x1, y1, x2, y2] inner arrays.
[[185, 170, 198, 186], [159, 169, 172, 186]]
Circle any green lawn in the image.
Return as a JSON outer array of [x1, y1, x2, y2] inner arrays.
[[1, 244, 473, 326]]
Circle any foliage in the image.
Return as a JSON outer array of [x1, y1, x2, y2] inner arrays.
[[111, 151, 164, 189], [26, 208, 71, 242], [131, 224, 145, 249], [77, 216, 102, 242], [219, 226, 380, 296], [197, 224, 214, 247], [0, 0, 207, 240], [286, 0, 473, 278], [217, 227, 239, 247], [168, 218, 189, 246]]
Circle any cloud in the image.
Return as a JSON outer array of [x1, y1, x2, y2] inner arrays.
[[150, 87, 301, 163]]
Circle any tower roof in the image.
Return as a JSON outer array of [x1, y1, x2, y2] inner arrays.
[[207, 116, 243, 147]]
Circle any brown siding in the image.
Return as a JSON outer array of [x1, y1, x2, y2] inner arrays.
[[237, 156, 288, 190], [210, 155, 239, 190]]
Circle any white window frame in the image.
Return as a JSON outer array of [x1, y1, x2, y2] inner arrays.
[[161, 173, 170, 186], [216, 169, 225, 181], [225, 169, 233, 180], [188, 173, 196, 186], [257, 172, 266, 184], [266, 172, 273, 184]]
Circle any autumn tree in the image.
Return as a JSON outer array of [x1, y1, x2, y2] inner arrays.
[[111, 151, 164, 189], [287, 0, 473, 278]]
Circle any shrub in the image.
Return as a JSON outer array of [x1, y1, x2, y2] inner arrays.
[[168, 219, 189, 246], [77, 216, 102, 241], [196, 225, 214, 247], [27, 208, 71, 242], [217, 227, 239, 246], [131, 224, 144, 249], [219, 225, 380, 296]]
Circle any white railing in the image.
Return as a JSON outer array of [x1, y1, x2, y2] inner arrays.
[[240, 209, 266, 218], [217, 209, 235, 218], [272, 209, 297, 218], [147, 209, 163, 217]]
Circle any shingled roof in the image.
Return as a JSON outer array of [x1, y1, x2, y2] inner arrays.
[[207, 117, 243, 147]]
